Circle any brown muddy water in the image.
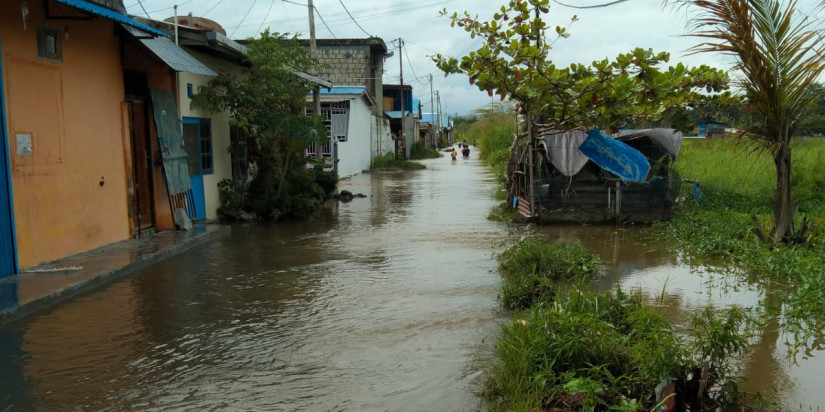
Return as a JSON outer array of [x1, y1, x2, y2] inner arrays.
[[1, 150, 823, 411]]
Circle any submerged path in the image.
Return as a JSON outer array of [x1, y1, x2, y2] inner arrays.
[[0, 151, 507, 411]]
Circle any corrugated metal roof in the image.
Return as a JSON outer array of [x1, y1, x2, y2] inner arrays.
[[126, 26, 217, 76], [53, 0, 170, 38]]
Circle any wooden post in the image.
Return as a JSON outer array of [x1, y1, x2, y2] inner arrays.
[[615, 181, 621, 225], [527, 118, 535, 219]]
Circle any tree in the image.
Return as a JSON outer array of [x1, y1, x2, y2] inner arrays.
[[433, 0, 729, 132], [192, 31, 332, 220], [670, 0, 825, 242]]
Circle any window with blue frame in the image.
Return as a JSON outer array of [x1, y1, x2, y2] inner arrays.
[[182, 118, 213, 175]]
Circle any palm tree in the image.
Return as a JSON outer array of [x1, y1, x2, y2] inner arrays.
[[670, 0, 825, 243]]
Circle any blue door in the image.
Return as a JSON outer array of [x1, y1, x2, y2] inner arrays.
[[0, 40, 18, 279], [182, 117, 212, 221]]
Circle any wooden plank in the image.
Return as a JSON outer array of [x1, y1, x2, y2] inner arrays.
[[517, 196, 532, 218]]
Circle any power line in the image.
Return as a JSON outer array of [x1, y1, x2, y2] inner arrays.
[[313, 6, 337, 39], [257, 0, 276, 34], [203, 0, 226, 17], [143, 0, 193, 15], [338, 0, 372, 37], [231, 0, 259, 38], [551, 0, 630, 9], [136, 0, 151, 18]]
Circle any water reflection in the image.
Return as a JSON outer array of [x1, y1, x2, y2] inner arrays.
[[0, 154, 505, 411], [535, 224, 825, 410]]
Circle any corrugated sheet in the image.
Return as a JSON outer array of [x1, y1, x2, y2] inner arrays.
[[384, 110, 413, 119], [52, 0, 169, 38], [149, 90, 192, 196], [134, 31, 217, 76]]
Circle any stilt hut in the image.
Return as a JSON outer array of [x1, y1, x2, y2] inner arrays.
[[507, 120, 683, 224]]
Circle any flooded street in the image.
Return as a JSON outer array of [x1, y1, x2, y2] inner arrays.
[[1, 150, 824, 411], [0, 153, 506, 411]]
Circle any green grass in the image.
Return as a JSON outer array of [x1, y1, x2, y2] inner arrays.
[[485, 288, 749, 411], [497, 239, 601, 310], [656, 137, 825, 353], [370, 153, 426, 170], [408, 141, 442, 160]]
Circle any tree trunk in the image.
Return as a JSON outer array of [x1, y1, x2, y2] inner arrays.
[[771, 137, 796, 243]]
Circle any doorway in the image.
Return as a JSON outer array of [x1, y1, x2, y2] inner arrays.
[[182, 117, 212, 221], [0, 39, 17, 277], [124, 71, 155, 236]]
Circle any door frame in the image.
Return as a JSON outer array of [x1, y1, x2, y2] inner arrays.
[[0, 39, 19, 276], [125, 98, 156, 235]]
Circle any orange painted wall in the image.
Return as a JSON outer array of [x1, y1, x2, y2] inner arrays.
[[1, 1, 130, 268]]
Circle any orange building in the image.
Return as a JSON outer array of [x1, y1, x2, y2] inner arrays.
[[0, 0, 204, 272]]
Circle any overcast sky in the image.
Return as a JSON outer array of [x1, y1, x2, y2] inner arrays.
[[125, 0, 823, 117]]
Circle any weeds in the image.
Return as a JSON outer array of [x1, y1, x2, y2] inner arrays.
[[370, 153, 426, 170], [409, 141, 442, 160], [485, 287, 749, 411], [497, 239, 601, 309]]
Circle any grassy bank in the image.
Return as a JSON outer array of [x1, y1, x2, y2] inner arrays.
[[487, 240, 749, 411], [409, 141, 442, 160], [370, 153, 426, 170]]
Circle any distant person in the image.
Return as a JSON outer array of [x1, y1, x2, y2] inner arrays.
[[473, 139, 477, 147], [450, 147, 457, 161], [462, 146, 470, 159]]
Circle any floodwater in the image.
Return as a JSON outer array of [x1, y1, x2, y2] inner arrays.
[[536, 224, 825, 410], [0, 152, 507, 411], [2, 148, 823, 411]]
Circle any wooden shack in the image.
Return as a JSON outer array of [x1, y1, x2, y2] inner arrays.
[[507, 124, 683, 224]]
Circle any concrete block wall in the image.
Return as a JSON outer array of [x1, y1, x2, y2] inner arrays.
[[316, 46, 370, 87]]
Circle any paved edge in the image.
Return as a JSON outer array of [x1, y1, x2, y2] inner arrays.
[[0, 226, 231, 326]]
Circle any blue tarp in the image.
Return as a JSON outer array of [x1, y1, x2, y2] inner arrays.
[[578, 129, 650, 182]]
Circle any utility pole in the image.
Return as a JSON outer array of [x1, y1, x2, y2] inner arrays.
[[309, 0, 321, 161], [398, 37, 405, 159], [436, 91, 442, 145], [429, 74, 436, 149]]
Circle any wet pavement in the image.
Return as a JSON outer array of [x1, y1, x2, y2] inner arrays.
[[0, 225, 228, 325]]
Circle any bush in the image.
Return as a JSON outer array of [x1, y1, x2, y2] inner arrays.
[[485, 288, 749, 411], [216, 178, 245, 222], [371, 153, 426, 170], [497, 239, 601, 310], [409, 141, 441, 159]]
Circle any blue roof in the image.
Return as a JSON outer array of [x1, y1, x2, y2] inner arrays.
[[54, 0, 170, 38], [320, 86, 366, 95], [412, 99, 421, 113], [420, 113, 437, 124]]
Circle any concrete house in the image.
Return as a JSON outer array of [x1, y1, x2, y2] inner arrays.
[[0, 0, 213, 275], [300, 38, 393, 166], [306, 87, 376, 178], [383, 84, 418, 158], [138, 16, 251, 221]]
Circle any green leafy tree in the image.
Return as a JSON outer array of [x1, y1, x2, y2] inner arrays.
[[670, 0, 825, 242], [434, 0, 729, 132], [193, 30, 333, 220]]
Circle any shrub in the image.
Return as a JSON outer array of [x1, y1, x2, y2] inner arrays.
[[409, 141, 441, 159], [371, 153, 426, 170], [216, 178, 245, 222], [485, 288, 749, 411], [497, 239, 601, 310]]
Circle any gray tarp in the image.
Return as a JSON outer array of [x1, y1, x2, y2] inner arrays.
[[149, 90, 191, 195], [538, 129, 590, 177], [613, 128, 683, 158]]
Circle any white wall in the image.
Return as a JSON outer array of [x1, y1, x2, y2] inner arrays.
[[336, 97, 373, 178], [371, 115, 393, 158], [177, 51, 247, 221]]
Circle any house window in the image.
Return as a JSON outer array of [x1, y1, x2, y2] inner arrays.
[[182, 118, 213, 175], [37, 25, 62, 61], [187, 83, 194, 98]]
